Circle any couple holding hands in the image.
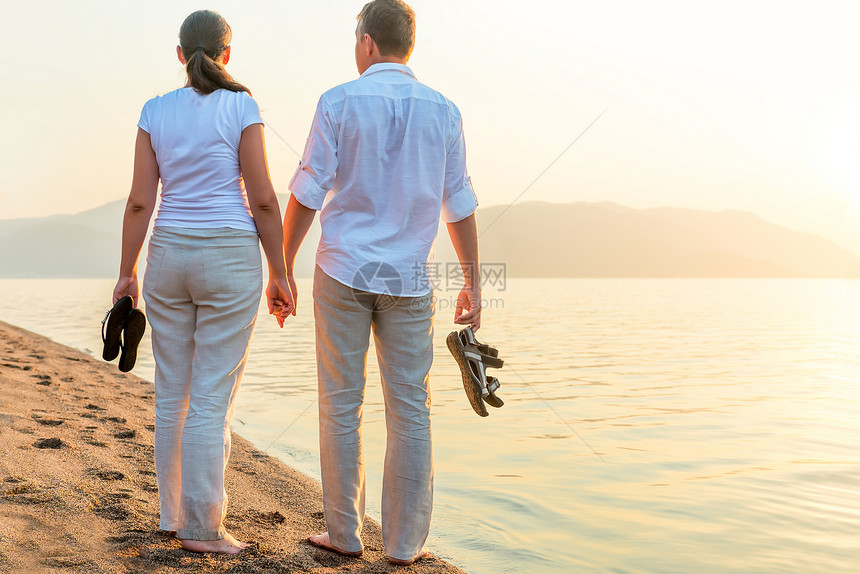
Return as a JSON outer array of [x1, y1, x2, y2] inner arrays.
[[109, 1, 486, 566]]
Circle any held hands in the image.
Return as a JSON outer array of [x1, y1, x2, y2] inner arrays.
[[267, 274, 297, 328], [114, 273, 296, 327], [454, 284, 482, 331], [113, 275, 140, 307], [270, 275, 479, 330]]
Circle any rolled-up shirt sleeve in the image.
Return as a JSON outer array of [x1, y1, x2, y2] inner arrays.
[[289, 96, 338, 211], [441, 109, 478, 223]]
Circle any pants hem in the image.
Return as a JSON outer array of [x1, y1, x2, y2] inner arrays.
[[176, 527, 226, 541]]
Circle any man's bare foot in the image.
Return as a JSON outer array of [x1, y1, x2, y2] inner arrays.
[[387, 549, 430, 566], [180, 532, 248, 555], [307, 532, 363, 557]]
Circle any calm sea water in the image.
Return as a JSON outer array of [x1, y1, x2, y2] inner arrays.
[[0, 278, 858, 573]]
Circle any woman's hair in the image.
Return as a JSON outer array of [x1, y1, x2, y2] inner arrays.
[[179, 10, 250, 95], [357, 0, 416, 59]]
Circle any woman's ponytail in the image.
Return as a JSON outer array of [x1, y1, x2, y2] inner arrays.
[[179, 11, 250, 96]]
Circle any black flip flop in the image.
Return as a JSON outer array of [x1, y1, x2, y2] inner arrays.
[[101, 296, 133, 361], [446, 328, 504, 417], [118, 308, 146, 373]]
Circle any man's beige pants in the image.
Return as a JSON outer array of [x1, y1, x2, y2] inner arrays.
[[313, 265, 435, 562]]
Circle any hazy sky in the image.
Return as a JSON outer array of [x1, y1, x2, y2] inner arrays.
[[3, 1, 860, 251]]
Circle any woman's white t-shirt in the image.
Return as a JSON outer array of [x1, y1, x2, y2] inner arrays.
[[138, 87, 263, 232]]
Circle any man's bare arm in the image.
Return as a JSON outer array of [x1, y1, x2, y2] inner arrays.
[[281, 194, 318, 314], [446, 213, 482, 331]]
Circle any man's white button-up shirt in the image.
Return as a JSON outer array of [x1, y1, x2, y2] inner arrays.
[[289, 63, 478, 296]]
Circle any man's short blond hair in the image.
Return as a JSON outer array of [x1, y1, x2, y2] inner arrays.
[[357, 0, 416, 59]]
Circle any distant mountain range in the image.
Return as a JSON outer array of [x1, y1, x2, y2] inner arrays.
[[2, 198, 859, 278]]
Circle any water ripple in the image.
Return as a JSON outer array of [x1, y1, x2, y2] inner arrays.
[[2, 278, 860, 573]]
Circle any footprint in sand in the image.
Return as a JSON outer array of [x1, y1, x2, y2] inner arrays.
[[81, 405, 104, 419], [91, 470, 125, 481], [30, 374, 52, 386], [114, 430, 136, 439], [235, 464, 257, 476], [33, 438, 64, 449], [310, 548, 344, 567], [42, 557, 90, 569], [1, 362, 32, 371], [1, 479, 54, 505], [1, 477, 34, 496], [106, 530, 150, 545], [105, 492, 132, 500], [92, 500, 130, 521], [249, 510, 286, 525], [35, 419, 64, 426]]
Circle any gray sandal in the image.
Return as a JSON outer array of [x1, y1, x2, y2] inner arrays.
[[446, 328, 504, 417]]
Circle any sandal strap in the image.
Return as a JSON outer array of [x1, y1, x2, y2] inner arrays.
[[478, 354, 504, 369], [463, 348, 503, 370], [476, 343, 499, 358], [459, 331, 503, 367]]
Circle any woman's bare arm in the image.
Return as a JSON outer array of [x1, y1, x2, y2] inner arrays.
[[113, 128, 159, 306]]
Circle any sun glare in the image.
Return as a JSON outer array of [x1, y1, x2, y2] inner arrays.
[[805, 86, 860, 207]]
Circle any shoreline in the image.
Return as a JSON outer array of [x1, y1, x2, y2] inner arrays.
[[0, 320, 465, 573]]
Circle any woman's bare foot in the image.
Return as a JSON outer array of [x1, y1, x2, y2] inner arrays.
[[387, 549, 430, 566], [307, 532, 363, 557], [180, 532, 248, 554]]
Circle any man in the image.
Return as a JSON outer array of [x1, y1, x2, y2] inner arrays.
[[282, 0, 481, 565]]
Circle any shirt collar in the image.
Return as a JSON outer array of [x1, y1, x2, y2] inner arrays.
[[360, 63, 417, 80]]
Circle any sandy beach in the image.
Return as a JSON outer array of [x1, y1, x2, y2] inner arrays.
[[0, 320, 466, 574]]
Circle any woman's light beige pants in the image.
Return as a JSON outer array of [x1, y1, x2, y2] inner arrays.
[[313, 266, 435, 562], [143, 227, 261, 540]]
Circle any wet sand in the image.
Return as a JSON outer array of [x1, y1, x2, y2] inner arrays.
[[0, 320, 466, 573]]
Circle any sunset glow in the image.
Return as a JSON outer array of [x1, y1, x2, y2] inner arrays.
[[3, 1, 860, 254]]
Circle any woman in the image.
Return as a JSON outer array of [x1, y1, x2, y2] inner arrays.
[[112, 9, 293, 554]]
